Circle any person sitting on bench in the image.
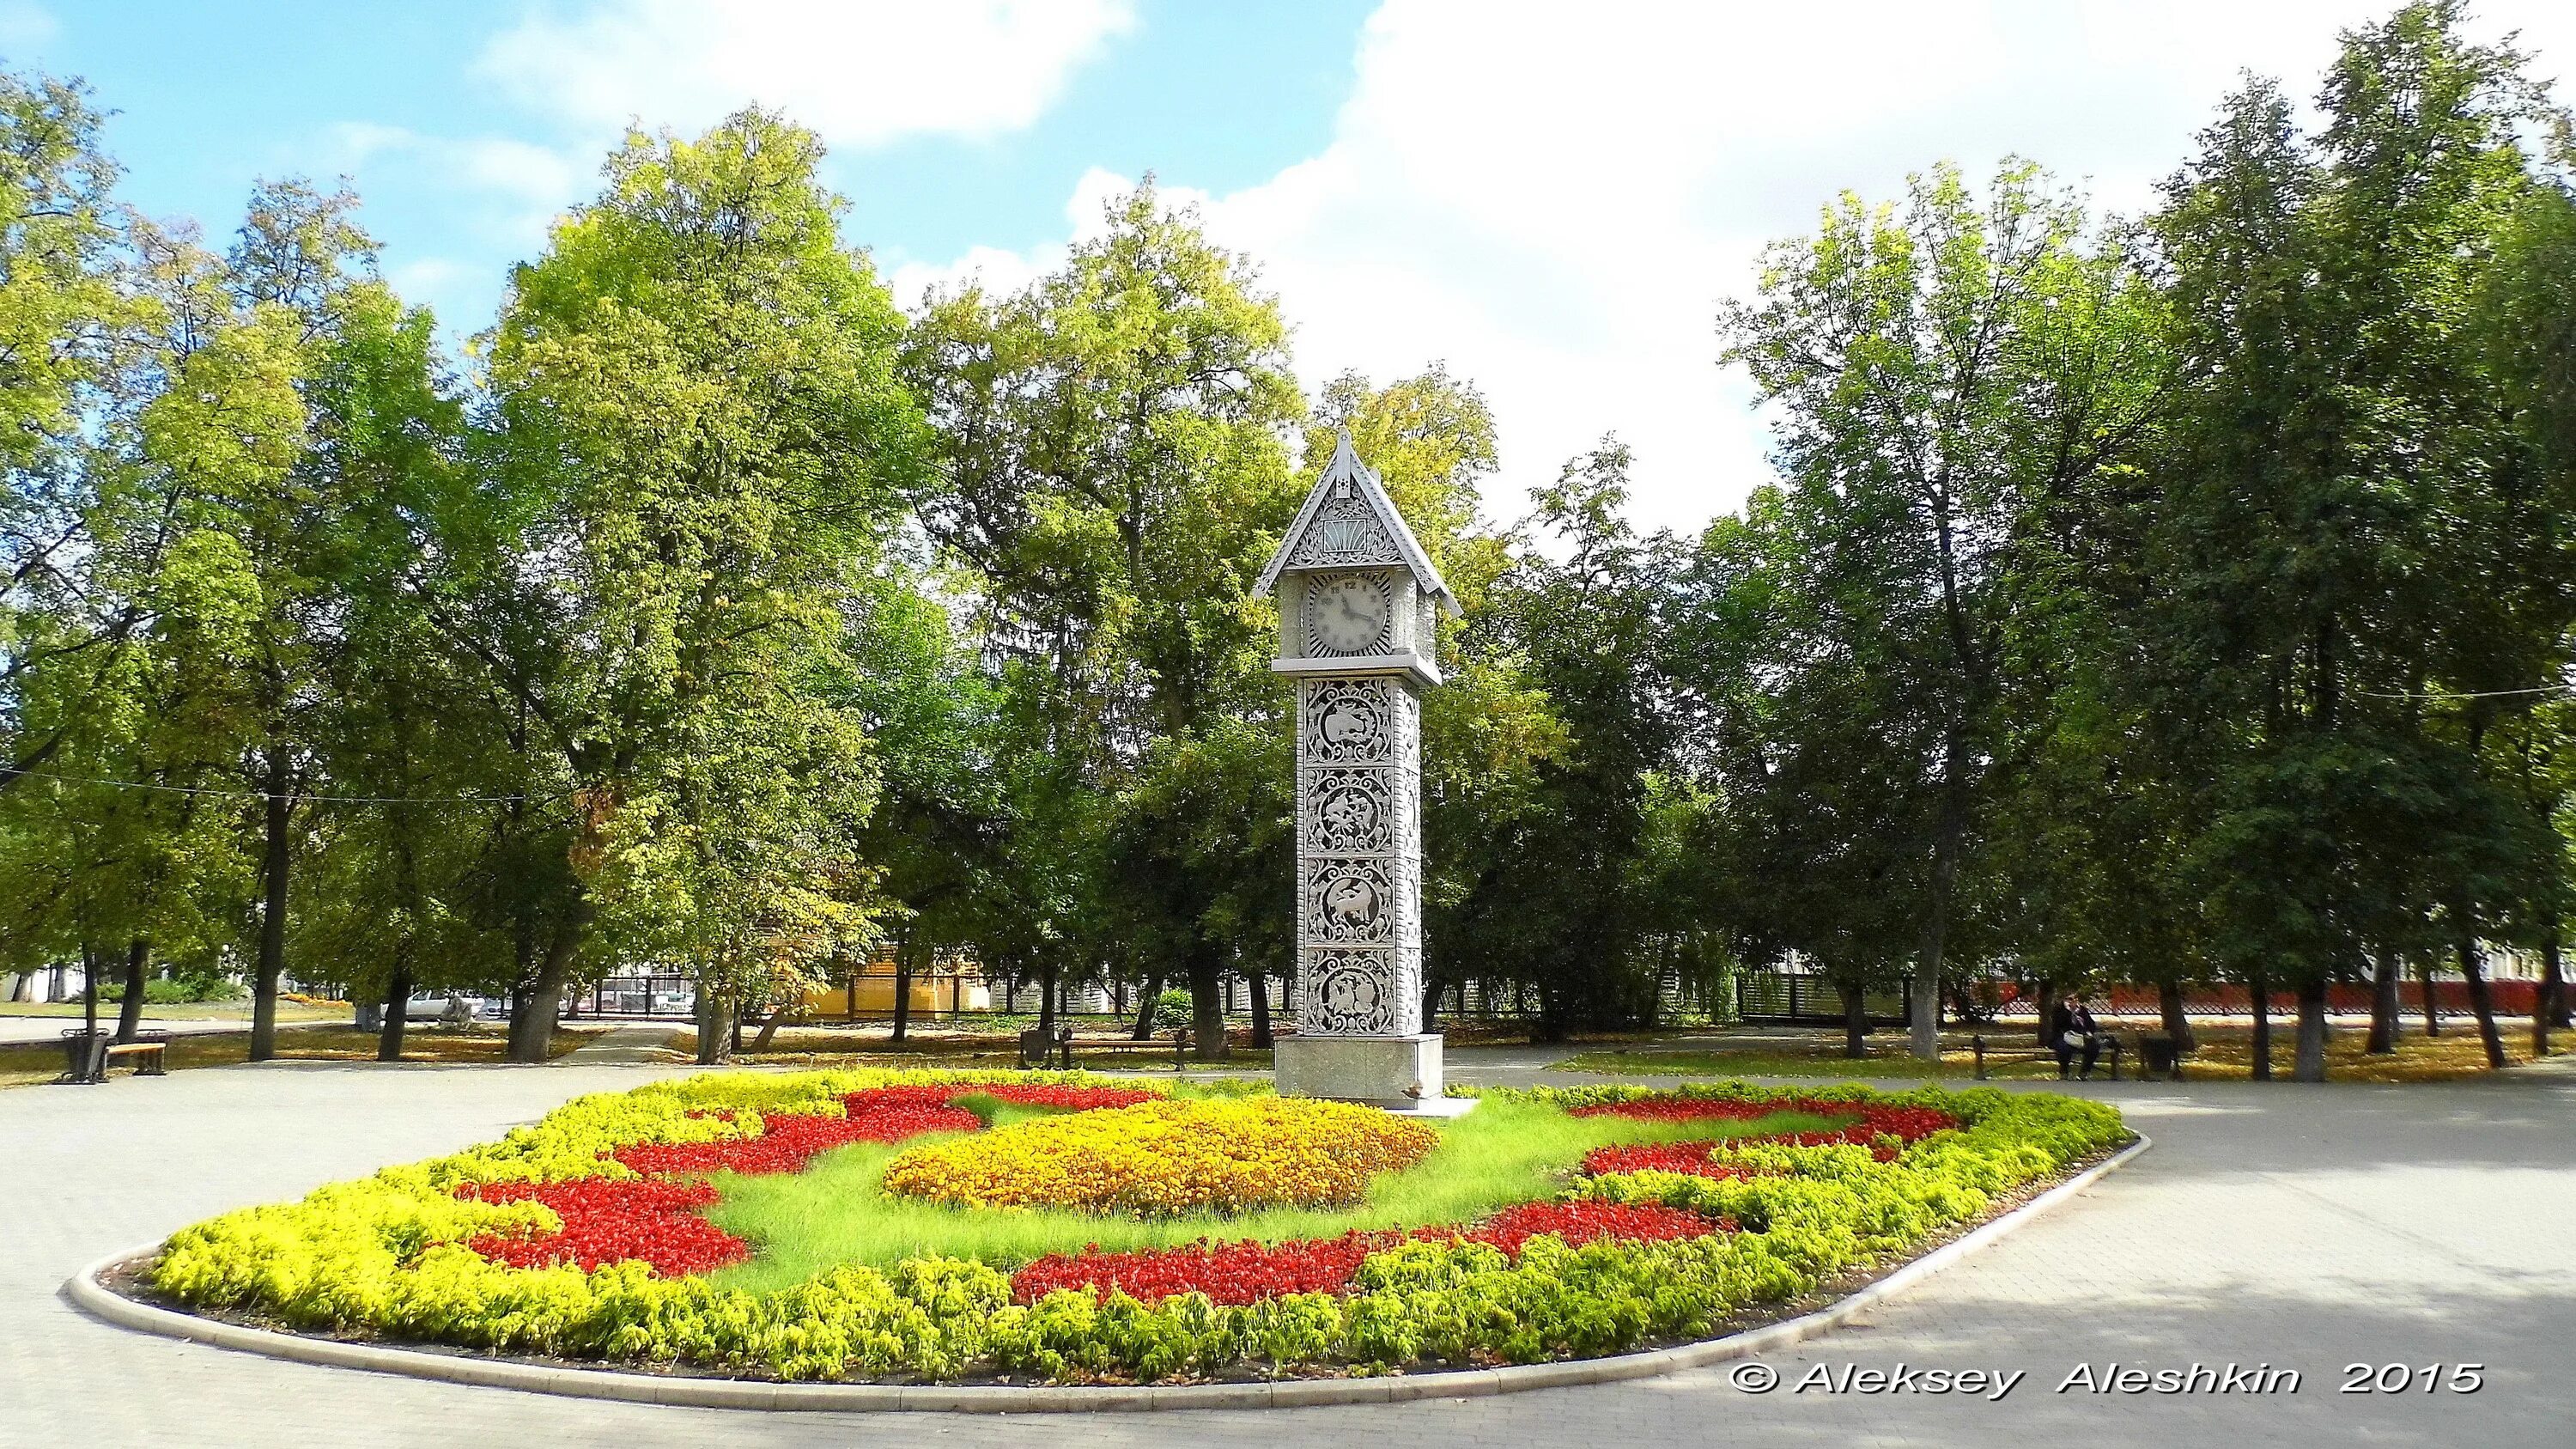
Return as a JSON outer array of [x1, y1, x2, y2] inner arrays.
[[2050, 997, 2106, 1080]]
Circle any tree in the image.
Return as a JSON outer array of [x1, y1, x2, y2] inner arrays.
[[1, 69, 141, 795], [1675, 484, 1940, 1056], [1716, 162, 2166, 1058], [472, 110, 923, 1061], [904, 182, 1301, 1058], [1468, 442, 1677, 1042], [2147, 4, 2573, 1077]]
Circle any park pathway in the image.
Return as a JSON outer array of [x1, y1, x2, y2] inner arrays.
[[3, 1055, 2570, 1447], [554, 1024, 684, 1064]]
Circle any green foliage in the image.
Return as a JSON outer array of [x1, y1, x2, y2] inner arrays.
[[1149, 987, 1196, 1032], [99, 976, 241, 1005], [11, 5, 2576, 1083], [469, 109, 929, 1056]]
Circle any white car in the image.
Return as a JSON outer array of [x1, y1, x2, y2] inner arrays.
[[403, 992, 487, 1023]]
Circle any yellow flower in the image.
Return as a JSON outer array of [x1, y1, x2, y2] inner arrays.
[[881, 1098, 1437, 1215]]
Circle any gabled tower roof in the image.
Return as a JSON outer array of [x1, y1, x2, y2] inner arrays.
[[1256, 429, 1459, 614]]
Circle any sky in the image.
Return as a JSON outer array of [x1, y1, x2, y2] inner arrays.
[[15, 0, 2576, 538]]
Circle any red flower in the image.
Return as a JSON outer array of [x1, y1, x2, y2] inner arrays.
[[611, 1106, 977, 1178], [1008, 1202, 1732, 1306], [1013, 1230, 1399, 1306], [1579, 1142, 1763, 1179], [1571, 1095, 1958, 1161], [459, 1178, 749, 1275], [1449, 1199, 1730, 1254], [459, 1082, 1162, 1275]]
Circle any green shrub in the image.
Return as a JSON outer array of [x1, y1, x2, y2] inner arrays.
[[99, 976, 244, 1005], [1151, 988, 1196, 1032], [148, 1073, 2127, 1384]]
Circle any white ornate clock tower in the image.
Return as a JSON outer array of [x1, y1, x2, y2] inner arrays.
[[1257, 429, 1455, 1108]]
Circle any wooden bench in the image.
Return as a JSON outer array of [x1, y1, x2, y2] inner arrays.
[[1017, 1024, 1196, 1071], [102, 1037, 168, 1076], [1971, 1032, 2126, 1081]]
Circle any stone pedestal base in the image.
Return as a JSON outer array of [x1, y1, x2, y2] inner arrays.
[[1275, 1033, 1443, 1109]]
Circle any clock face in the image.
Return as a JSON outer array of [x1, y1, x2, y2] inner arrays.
[[1303, 573, 1391, 654]]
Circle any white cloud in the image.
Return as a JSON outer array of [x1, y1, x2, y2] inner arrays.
[[319, 123, 580, 252], [477, 0, 1136, 148], [884, 166, 1136, 304], [902, 0, 2576, 537], [0, 2, 56, 50]]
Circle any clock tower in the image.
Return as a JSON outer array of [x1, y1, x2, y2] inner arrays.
[[1257, 429, 1455, 1109]]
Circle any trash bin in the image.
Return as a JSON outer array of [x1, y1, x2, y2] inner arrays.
[[60, 1029, 108, 1083], [2138, 1032, 2180, 1080]]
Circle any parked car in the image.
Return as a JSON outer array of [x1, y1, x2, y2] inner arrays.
[[404, 992, 487, 1024]]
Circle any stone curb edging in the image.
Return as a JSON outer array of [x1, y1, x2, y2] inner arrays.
[[65, 1133, 2148, 1414]]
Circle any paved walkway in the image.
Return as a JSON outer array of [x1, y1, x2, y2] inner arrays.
[[556, 1025, 686, 1064], [4, 1055, 2571, 1447]]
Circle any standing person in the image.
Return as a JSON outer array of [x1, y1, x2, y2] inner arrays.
[[2050, 996, 2105, 1080]]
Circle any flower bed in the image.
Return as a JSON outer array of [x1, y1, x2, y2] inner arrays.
[[143, 1071, 2127, 1385], [1006, 1201, 1727, 1306], [882, 1096, 1439, 1214]]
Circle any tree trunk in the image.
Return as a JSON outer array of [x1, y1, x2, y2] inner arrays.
[[2156, 978, 2196, 1055], [1838, 980, 1870, 1058], [1249, 971, 1275, 1048], [750, 1005, 792, 1052], [2535, 929, 2562, 1056], [2456, 939, 2507, 1071], [1416, 971, 1437, 1036], [249, 746, 293, 1062], [890, 934, 916, 1044], [2249, 969, 2272, 1081], [1036, 960, 1059, 1038], [79, 941, 100, 1052], [114, 938, 150, 1043], [2366, 948, 2400, 1055], [2292, 976, 2329, 1082], [1130, 972, 1163, 1042], [695, 988, 734, 1066], [1910, 751, 1968, 1061], [1189, 950, 1229, 1062], [376, 947, 412, 1062], [505, 898, 590, 1063], [2418, 958, 2441, 1037], [2032, 978, 2060, 1048]]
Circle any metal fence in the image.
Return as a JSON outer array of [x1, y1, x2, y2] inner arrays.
[[1729, 971, 2537, 1025], [1735, 971, 1912, 1026]]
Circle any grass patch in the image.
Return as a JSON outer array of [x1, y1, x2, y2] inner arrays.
[[679, 1028, 1275, 1074], [0, 999, 343, 1021], [704, 1093, 1840, 1294], [1558, 1021, 2561, 1083], [1555, 1046, 2007, 1080], [0, 1023, 601, 1090], [2170, 1024, 2545, 1082]]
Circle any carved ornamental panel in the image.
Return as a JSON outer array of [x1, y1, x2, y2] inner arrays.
[[1294, 674, 1424, 1038], [1284, 489, 1401, 571]]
